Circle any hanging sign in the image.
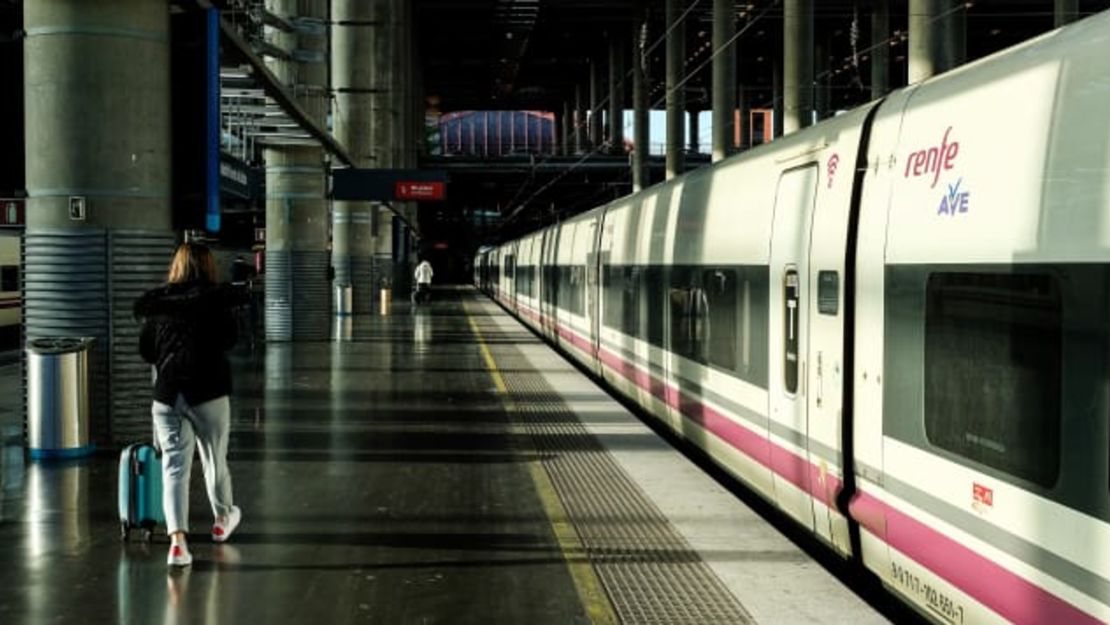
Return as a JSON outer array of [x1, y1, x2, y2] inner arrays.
[[394, 181, 446, 201]]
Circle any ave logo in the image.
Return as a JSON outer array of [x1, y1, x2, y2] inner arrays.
[[937, 178, 970, 216]]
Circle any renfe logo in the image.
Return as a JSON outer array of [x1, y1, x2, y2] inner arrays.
[[904, 126, 960, 188]]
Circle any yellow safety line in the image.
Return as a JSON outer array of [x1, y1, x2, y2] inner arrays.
[[465, 302, 619, 625]]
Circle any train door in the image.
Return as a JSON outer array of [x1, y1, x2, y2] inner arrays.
[[768, 164, 819, 532], [504, 245, 516, 311], [806, 161, 853, 554], [595, 209, 616, 376], [584, 216, 603, 369], [540, 227, 557, 338]]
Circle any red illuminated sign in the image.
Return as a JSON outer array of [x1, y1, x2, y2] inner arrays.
[[395, 181, 446, 201]]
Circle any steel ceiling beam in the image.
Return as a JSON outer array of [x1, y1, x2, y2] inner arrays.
[[218, 15, 354, 166]]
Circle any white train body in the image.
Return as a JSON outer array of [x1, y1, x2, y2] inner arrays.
[[477, 11, 1110, 625]]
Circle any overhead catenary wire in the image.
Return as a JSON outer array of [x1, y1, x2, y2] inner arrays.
[[502, 0, 1043, 230], [503, 1, 780, 228]]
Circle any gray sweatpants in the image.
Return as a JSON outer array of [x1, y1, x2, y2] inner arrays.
[[152, 395, 234, 534]]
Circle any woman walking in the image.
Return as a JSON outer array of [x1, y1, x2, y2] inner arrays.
[[135, 243, 244, 566]]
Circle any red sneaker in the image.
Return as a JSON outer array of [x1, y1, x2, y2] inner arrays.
[[167, 543, 193, 567], [212, 506, 242, 543]]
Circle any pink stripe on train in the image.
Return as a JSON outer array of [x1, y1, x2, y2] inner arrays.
[[503, 299, 1105, 625]]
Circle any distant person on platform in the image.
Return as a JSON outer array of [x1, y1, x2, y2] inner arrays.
[[413, 258, 434, 303]]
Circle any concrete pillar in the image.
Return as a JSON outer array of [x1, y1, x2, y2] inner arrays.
[[665, 0, 686, 179], [736, 82, 746, 149], [772, 57, 784, 138], [871, 0, 890, 99], [370, 0, 395, 297], [24, 0, 174, 444], [589, 58, 603, 149], [909, 0, 941, 83], [264, 0, 329, 341], [712, 0, 736, 162], [561, 100, 571, 156], [632, 14, 650, 192], [815, 40, 829, 121], [946, 1, 966, 70], [783, 0, 813, 134], [608, 37, 625, 155], [394, 0, 414, 292], [574, 83, 585, 154], [688, 108, 700, 153], [1056, 0, 1079, 28], [333, 0, 376, 312]]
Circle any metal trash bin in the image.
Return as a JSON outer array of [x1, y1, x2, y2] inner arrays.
[[379, 278, 392, 315], [26, 337, 95, 460], [334, 284, 353, 316]]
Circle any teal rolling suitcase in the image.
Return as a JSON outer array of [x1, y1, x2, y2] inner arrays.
[[117, 443, 164, 541]]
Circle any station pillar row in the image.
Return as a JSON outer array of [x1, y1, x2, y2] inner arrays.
[[631, 9, 650, 192], [264, 0, 329, 341], [332, 0, 377, 312], [711, 0, 737, 162], [665, 0, 686, 180], [608, 36, 625, 156]]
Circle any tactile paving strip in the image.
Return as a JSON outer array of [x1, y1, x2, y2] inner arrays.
[[493, 351, 755, 624]]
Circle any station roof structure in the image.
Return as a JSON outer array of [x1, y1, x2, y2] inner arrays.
[[412, 0, 1109, 242]]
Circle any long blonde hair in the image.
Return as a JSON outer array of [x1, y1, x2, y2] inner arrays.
[[167, 243, 218, 284]]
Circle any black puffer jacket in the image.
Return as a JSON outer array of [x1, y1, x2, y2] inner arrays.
[[134, 280, 246, 405]]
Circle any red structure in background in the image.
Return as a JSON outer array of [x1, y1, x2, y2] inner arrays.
[[440, 110, 557, 156]]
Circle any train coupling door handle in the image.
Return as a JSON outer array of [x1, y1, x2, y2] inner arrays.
[[816, 351, 823, 408]]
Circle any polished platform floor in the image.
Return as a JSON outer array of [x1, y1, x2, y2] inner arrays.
[[0, 287, 892, 624]]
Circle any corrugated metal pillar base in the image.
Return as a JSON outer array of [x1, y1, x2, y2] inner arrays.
[[266, 250, 331, 341], [24, 230, 109, 443], [266, 250, 293, 342], [24, 229, 173, 446], [108, 230, 176, 444]]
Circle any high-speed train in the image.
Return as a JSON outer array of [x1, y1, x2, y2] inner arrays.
[[477, 11, 1110, 625]]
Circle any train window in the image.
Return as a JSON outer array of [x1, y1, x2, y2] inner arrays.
[[0, 265, 16, 292], [515, 263, 532, 298], [645, 266, 666, 347], [603, 266, 624, 330], [783, 268, 800, 394], [603, 265, 644, 336], [704, 269, 738, 370], [572, 265, 586, 314], [556, 265, 585, 315], [924, 272, 1061, 488], [669, 267, 707, 364], [623, 266, 641, 337], [546, 264, 559, 308]]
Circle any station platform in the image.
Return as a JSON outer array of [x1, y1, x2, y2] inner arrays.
[[0, 286, 892, 624]]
